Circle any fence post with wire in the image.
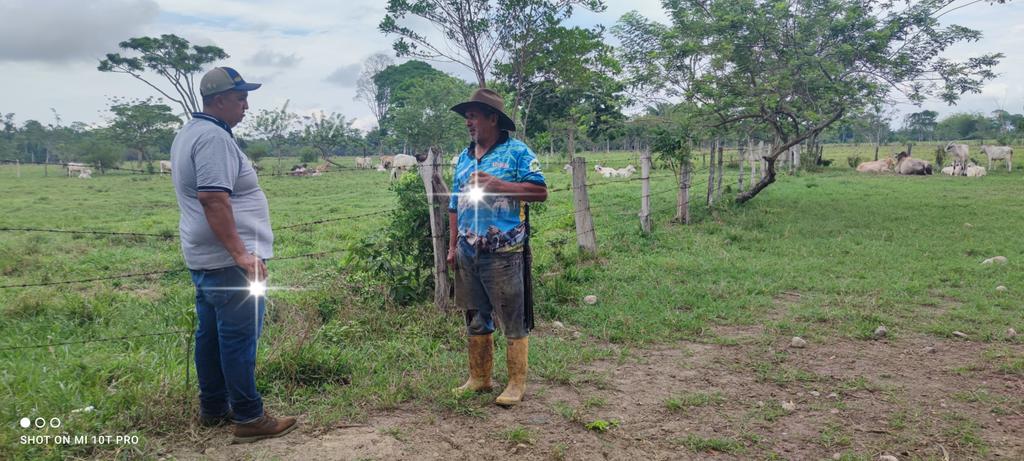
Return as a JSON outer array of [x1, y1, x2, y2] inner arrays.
[[640, 148, 652, 234], [418, 147, 452, 310], [570, 156, 597, 253]]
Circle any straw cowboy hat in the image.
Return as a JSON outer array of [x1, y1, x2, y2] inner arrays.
[[450, 88, 516, 132]]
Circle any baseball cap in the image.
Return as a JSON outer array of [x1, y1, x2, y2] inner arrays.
[[199, 67, 262, 97]]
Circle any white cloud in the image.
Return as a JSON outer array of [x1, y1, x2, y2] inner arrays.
[[246, 49, 302, 68], [0, 0, 159, 62], [325, 63, 362, 87]]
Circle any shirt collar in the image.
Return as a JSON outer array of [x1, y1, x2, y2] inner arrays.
[[466, 131, 510, 162], [192, 112, 233, 137]]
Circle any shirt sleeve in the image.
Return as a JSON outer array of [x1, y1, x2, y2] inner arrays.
[[516, 145, 546, 186], [448, 153, 463, 212], [193, 133, 240, 194]]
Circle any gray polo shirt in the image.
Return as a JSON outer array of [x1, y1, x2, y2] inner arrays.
[[170, 115, 273, 270]]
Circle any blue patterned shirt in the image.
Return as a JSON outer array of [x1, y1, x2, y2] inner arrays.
[[449, 133, 546, 253]]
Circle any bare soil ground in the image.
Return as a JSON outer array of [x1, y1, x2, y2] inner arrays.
[[160, 324, 1023, 461]]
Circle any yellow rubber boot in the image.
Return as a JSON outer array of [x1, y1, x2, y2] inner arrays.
[[495, 337, 528, 406], [453, 334, 494, 394]]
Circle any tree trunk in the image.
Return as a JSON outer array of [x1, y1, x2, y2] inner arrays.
[[738, 142, 745, 192]]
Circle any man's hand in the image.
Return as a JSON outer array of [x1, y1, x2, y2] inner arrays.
[[470, 171, 504, 193], [446, 247, 457, 271], [235, 253, 268, 282]]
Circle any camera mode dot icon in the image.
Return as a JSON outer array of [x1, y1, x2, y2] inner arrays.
[[19, 417, 30, 429]]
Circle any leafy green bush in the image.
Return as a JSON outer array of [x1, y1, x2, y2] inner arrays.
[[846, 155, 861, 168], [345, 172, 433, 306]]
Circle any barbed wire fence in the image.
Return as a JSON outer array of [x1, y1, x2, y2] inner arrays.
[[0, 152, 712, 368]]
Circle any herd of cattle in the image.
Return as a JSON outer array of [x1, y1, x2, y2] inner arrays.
[[856, 142, 1013, 177], [60, 142, 1013, 181]]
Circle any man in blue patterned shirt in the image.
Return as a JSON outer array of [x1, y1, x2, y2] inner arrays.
[[448, 88, 547, 406]]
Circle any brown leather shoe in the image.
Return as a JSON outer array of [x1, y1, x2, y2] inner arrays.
[[231, 413, 298, 444]]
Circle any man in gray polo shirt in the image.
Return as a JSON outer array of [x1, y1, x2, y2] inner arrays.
[[171, 66, 296, 443]]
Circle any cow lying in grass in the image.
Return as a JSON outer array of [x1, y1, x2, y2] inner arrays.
[[856, 157, 894, 173], [894, 151, 932, 175]]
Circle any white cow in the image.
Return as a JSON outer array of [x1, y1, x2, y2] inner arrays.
[[389, 153, 418, 180], [354, 156, 373, 169], [594, 164, 618, 178], [65, 162, 89, 177], [78, 169, 92, 179], [980, 145, 1013, 172], [944, 143, 970, 168], [159, 160, 172, 174], [964, 164, 987, 177], [612, 164, 637, 178]]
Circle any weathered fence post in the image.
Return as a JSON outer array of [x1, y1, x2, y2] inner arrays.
[[676, 161, 691, 224], [418, 147, 451, 310], [738, 142, 745, 192], [749, 140, 756, 186], [571, 156, 597, 253], [715, 142, 724, 200], [793, 143, 801, 171], [640, 148, 651, 234], [706, 139, 716, 207]]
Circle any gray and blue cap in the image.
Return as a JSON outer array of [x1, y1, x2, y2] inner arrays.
[[199, 67, 261, 97]]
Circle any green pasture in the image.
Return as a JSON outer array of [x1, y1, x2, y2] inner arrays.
[[1, 150, 1021, 459]]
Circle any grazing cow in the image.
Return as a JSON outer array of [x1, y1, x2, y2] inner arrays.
[[856, 157, 894, 173], [355, 156, 373, 169], [380, 155, 395, 169], [78, 169, 92, 179], [563, 164, 572, 173], [980, 145, 1013, 172], [290, 163, 308, 176], [594, 164, 618, 178], [894, 151, 932, 175], [159, 160, 172, 174], [65, 162, 89, 177], [388, 153, 418, 180]]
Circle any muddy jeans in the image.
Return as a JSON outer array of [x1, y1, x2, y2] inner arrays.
[[454, 239, 528, 339]]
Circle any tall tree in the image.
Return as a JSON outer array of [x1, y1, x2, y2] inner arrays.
[[355, 53, 395, 128], [98, 34, 227, 118], [615, 0, 1003, 203], [904, 110, 939, 142], [302, 112, 363, 166], [380, 0, 498, 87], [492, 0, 605, 131], [389, 74, 475, 155], [107, 97, 182, 164], [243, 100, 298, 157]]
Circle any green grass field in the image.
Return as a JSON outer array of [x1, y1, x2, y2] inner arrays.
[[1, 146, 1022, 459]]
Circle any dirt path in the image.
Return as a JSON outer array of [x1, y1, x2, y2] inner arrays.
[[161, 329, 1023, 460]]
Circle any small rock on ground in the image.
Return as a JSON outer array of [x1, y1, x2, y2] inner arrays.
[[1007, 328, 1017, 339], [790, 337, 807, 348], [982, 256, 1008, 265], [873, 325, 888, 339], [552, 321, 565, 329], [996, 285, 1008, 292], [879, 455, 899, 461], [952, 331, 969, 339], [583, 295, 598, 305]]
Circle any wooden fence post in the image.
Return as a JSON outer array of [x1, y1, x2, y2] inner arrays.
[[706, 139, 716, 206], [676, 161, 691, 224], [738, 142, 745, 192], [571, 156, 597, 253], [715, 142, 724, 200], [418, 148, 452, 310], [640, 148, 651, 234]]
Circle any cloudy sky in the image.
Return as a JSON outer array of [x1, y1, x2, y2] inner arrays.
[[0, 0, 1020, 132]]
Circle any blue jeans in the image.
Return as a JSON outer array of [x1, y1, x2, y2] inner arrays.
[[189, 265, 265, 424], [454, 239, 528, 339]]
